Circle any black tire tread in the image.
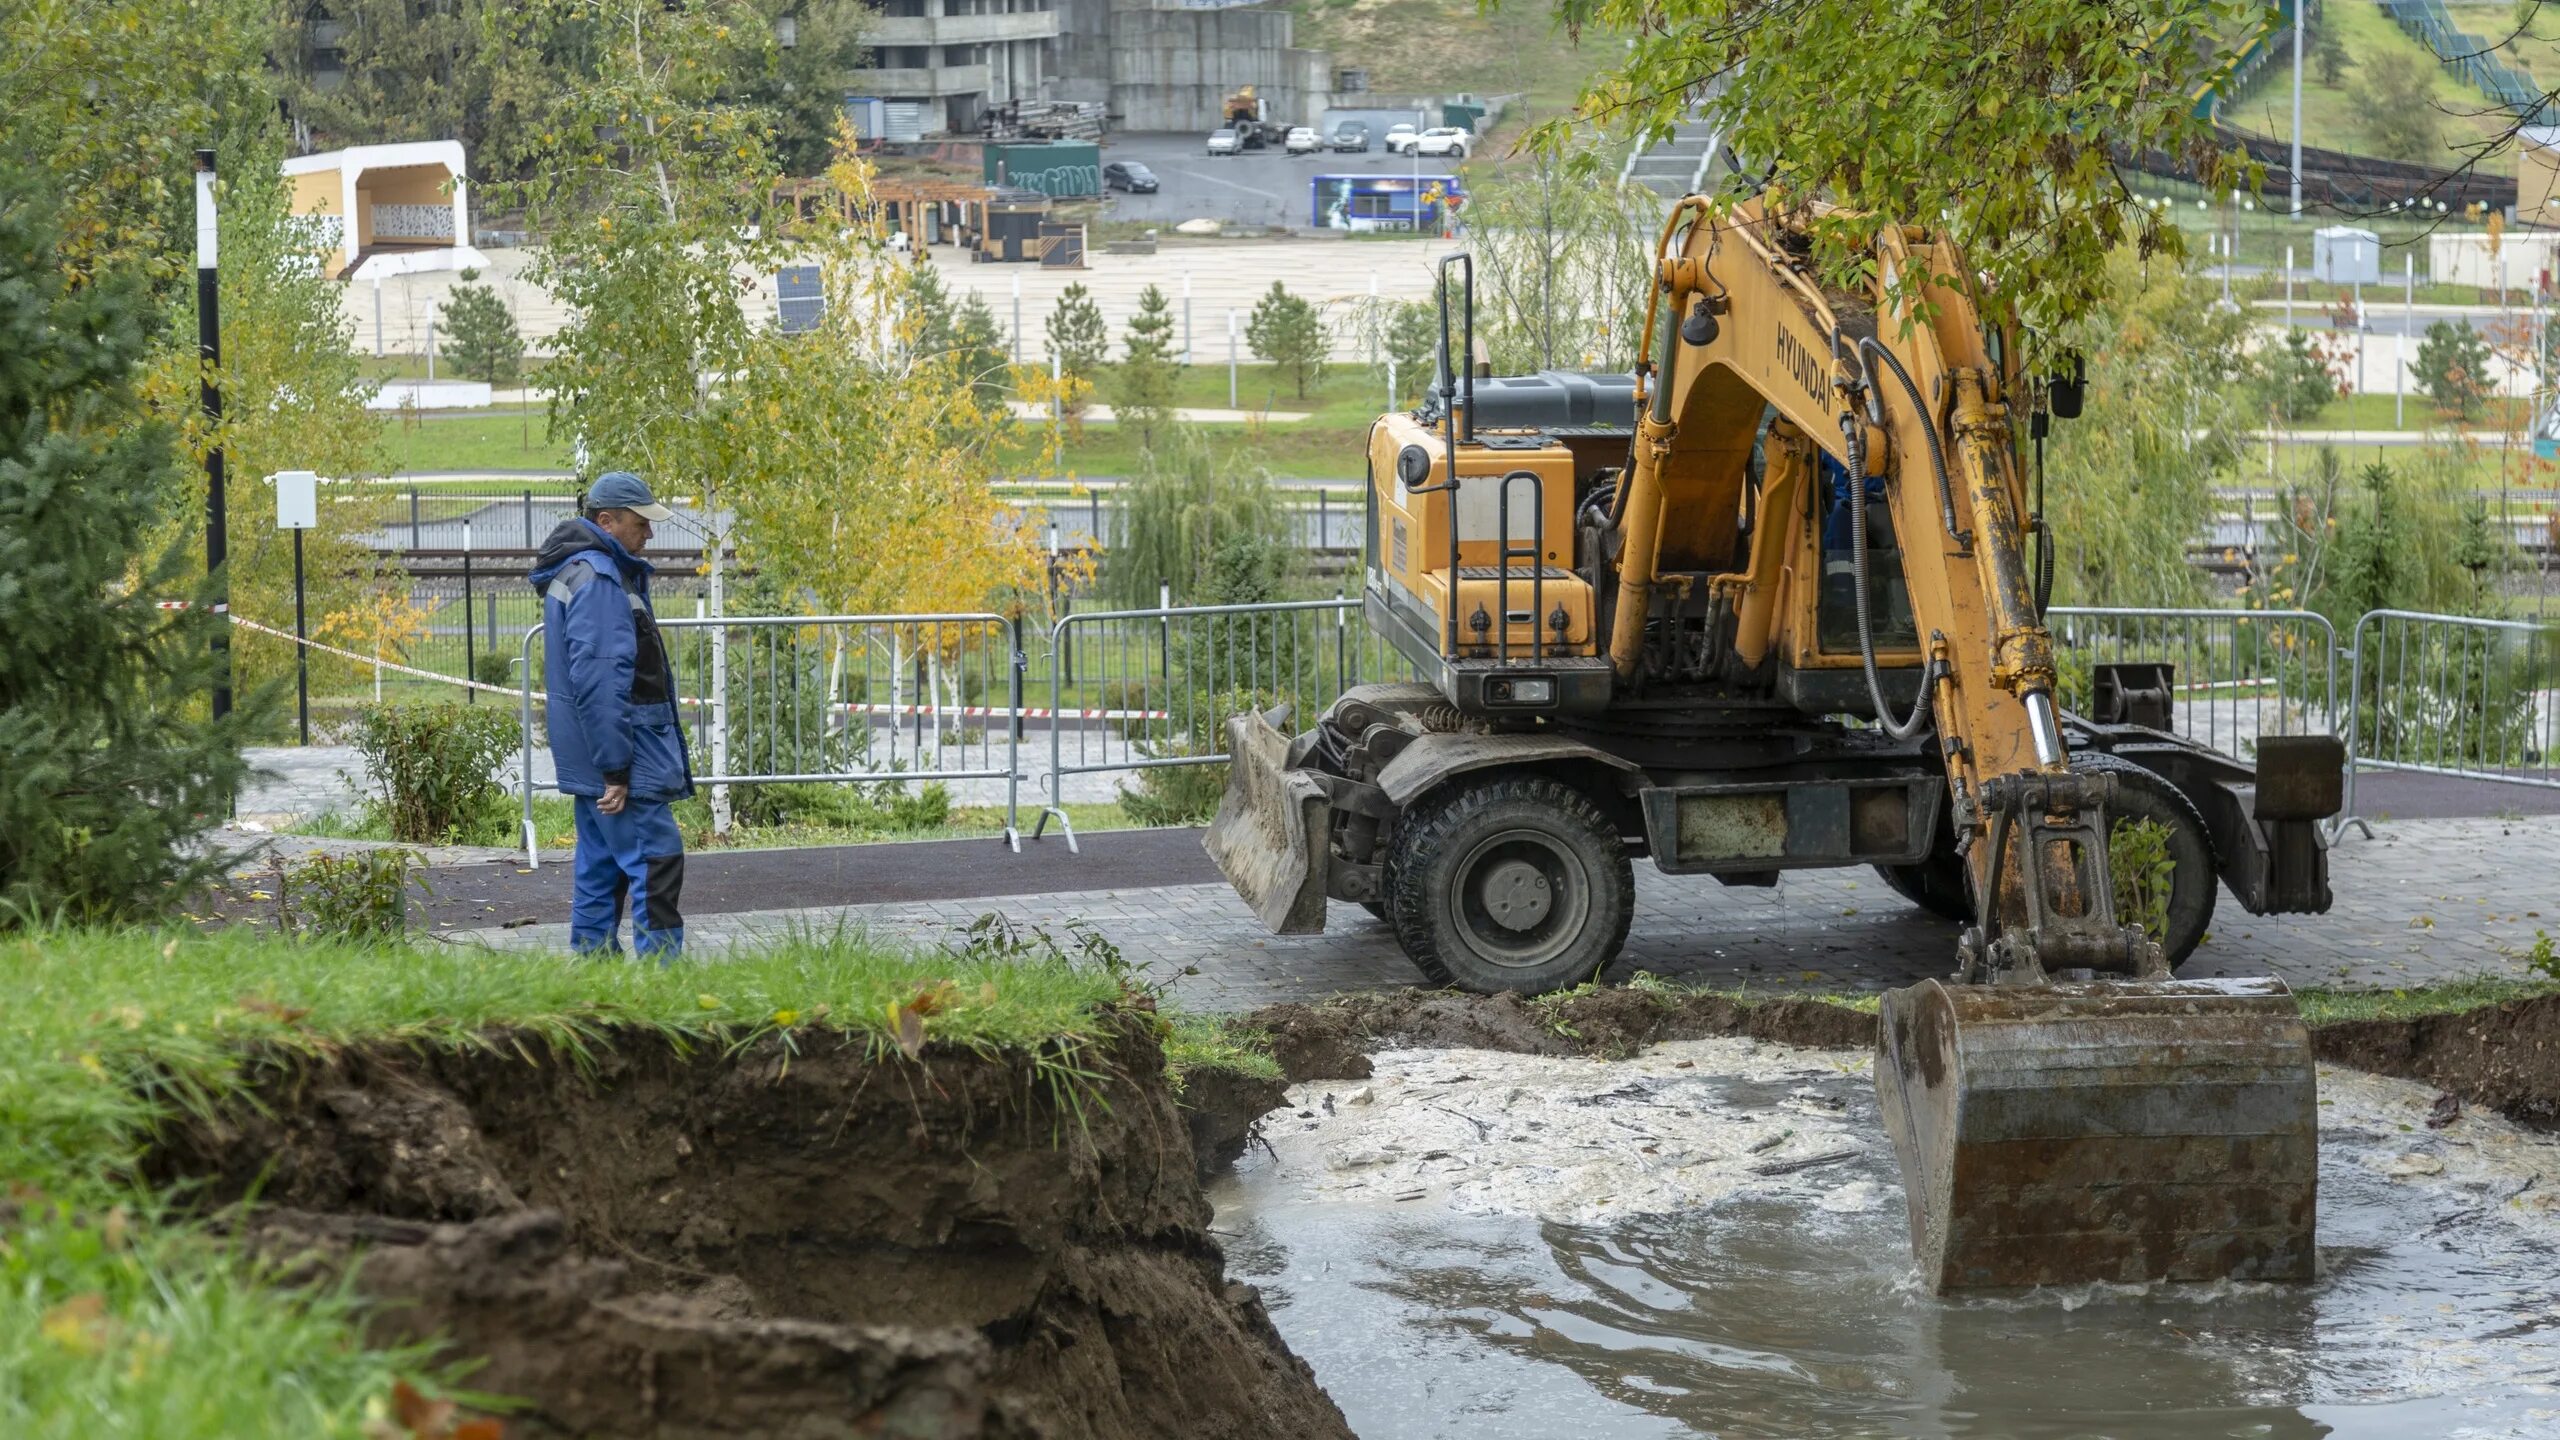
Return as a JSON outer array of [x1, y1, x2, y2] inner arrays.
[[2070, 750, 2220, 970], [1383, 773, 1635, 994]]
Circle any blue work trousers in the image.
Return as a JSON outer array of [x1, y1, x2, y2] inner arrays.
[[570, 794, 686, 960]]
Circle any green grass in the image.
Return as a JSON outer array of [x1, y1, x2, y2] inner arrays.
[[0, 924, 1143, 1436], [1004, 363, 1395, 480], [2218, 0, 2520, 173], [1164, 1015, 1285, 1089], [383, 409, 573, 474], [2294, 974, 2559, 1025]]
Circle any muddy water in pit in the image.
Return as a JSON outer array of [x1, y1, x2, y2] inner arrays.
[[1209, 1038, 2560, 1440]]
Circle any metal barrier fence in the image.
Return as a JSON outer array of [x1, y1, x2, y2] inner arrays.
[[2048, 607, 2340, 757], [2340, 609, 2559, 824], [497, 598, 2554, 867], [1028, 597, 1416, 848], [517, 611, 1024, 864]]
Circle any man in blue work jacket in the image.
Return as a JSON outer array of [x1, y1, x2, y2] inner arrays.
[[528, 472, 695, 959]]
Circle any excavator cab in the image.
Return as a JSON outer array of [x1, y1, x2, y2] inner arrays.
[[1203, 200, 2337, 1290]]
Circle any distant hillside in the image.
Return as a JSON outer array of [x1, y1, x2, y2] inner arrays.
[[1281, 0, 1607, 118], [2222, 0, 2520, 175]]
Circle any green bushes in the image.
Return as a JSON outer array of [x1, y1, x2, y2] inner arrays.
[[1118, 686, 1266, 827], [728, 779, 952, 833], [349, 704, 520, 844], [280, 848, 414, 942]]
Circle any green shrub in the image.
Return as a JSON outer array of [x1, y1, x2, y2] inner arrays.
[[1117, 686, 1265, 828], [0, 179, 257, 924], [2109, 816, 2175, 943], [349, 704, 520, 844], [472, 650, 519, 693], [281, 848, 414, 942], [729, 779, 953, 833]]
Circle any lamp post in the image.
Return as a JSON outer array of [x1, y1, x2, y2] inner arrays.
[[2290, 0, 2304, 216], [196, 148, 231, 727]]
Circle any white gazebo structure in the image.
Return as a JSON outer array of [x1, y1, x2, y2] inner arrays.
[[282, 140, 489, 281]]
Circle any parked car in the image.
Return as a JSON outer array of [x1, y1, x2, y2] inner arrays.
[[1284, 126, 1321, 155], [1329, 121, 1371, 153], [1382, 123, 1420, 154], [1206, 128, 1242, 156], [1414, 127, 1474, 158], [1103, 160, 1160, 194]]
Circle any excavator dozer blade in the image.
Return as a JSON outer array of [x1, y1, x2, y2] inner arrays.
[[1876, 976, 2317, 1292], [1202, 707, 1333, 935]]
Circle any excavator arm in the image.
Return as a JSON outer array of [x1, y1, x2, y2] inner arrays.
[[1618, 196, 2316, 1290]]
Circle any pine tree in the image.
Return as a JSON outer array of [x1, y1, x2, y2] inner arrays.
[[0, 182, 258, 922], [1246, 280, 1327, 399], [1383, 300, 1440, 405], [441, 274, 524, 386], [1115, 283, 1179, 444], [2310, 21, 2348, 85], [1045, 282, 1108, 383], [950, 292, 1011, 411], [910, 262, 1008, 410], [2415, 319, 2494, 420]]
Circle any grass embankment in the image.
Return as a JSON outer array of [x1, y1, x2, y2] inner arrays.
[[2219, 0, 2520, 173], [0, 925, 1247, 1433]]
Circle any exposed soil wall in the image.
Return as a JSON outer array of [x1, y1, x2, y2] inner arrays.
[[1247, 986, 2560, 1131], [2312, 993, 2560, 1129], [1245, 989, 1880, 1082], [149, 1017, 1352, 1440]]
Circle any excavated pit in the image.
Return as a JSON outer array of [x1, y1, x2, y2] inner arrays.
[[147, 1015, 1351, 1440], [1214, 990, 2560, 1440]]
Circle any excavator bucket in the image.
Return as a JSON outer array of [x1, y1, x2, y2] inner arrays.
[[1202, 707, 1333, 935], [1876, 976, 2318, 1292]]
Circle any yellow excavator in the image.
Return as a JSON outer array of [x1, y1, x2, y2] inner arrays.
[[1204, 188, 2343, 1290]]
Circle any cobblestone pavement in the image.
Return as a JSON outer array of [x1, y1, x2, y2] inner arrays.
[[437, 815, 2560, 1013]]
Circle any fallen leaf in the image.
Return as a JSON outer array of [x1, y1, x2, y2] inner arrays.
[[237, 994, 311, 1024], [891, 1001, 926, 1060], [904, 979, 961, 1017], [695, 993, 723, 1011], [41, 1293, 107, 1353], [452, 1422, 505, 1440], [391, 1378, 455, 1437]]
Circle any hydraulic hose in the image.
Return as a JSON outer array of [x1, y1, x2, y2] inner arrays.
[[1842, 410, 1934, 741], [1859, 336, 1965, 547], [2031, 429, 2054, 618]]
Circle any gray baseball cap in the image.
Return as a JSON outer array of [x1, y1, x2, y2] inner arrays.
[[586, 470, 672, 522]]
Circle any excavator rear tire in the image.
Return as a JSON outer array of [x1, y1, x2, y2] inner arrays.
[[1874, 826, 1969, 923], [1384, 773, 1634, 995]]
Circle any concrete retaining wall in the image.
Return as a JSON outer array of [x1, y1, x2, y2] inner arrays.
[[1105, 3, 1327, 131]]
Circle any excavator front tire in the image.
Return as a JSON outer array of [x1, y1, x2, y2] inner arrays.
[[1384, 773, 1634, 995], [1874, 753, 2218, 967]]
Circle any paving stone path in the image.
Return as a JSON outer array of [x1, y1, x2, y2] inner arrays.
[[437, 814, 2560, 1014]]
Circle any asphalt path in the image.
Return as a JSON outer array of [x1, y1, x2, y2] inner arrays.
[[411, 824, 1220, 930], [408, 769, 2560, 932], [1092, 132, 1461, 230]]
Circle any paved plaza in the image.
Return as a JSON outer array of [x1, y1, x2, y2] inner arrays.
[[432, 813, 2560, 1014]]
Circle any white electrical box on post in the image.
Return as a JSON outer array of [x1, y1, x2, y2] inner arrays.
[[272, 469, 319, 744]]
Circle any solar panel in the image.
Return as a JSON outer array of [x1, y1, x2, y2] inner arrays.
[[776, 266, 823, 334]]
